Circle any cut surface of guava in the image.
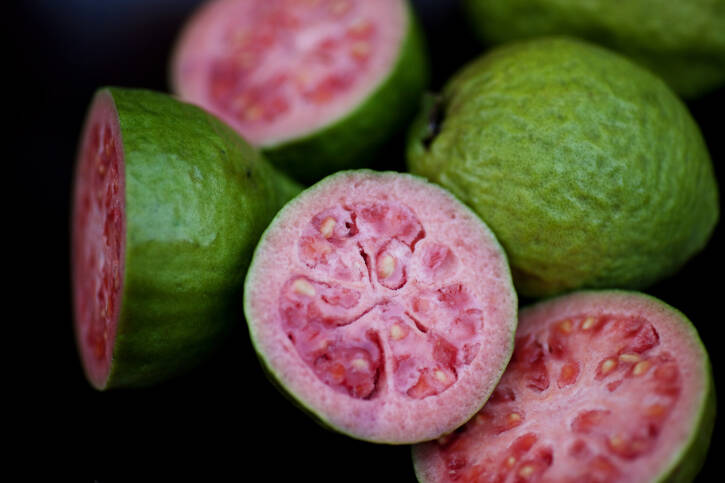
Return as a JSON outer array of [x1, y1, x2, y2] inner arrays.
[[171, 0, 428, 183], [71, 87, 301, 390], [244, 170, 517, 443], [172, 0, 403, 146], [413, 291, 715, 483], [72, 90, 126, 389]]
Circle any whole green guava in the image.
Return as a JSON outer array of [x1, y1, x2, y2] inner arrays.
[[407, 37, 719, 298], [461, 0, 725, 98]]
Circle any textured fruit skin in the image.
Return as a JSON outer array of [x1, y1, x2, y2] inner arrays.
[[461, 0, 725, 98], [263, 3, 429, 184], [407, 37, 719, 298], [78, 87, 301, 389], [243, 170, 518, 443], [412, 290, 716, 483]]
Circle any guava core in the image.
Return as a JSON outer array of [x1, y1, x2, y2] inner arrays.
[[407, 37, 719, 298], [243, 170, 517, 443], [72, 87, 300, 389], [171, 0, 428, 183], [413, 291, 715, 483]]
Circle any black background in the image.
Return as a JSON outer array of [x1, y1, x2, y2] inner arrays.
[[14, 0, 722, 478]]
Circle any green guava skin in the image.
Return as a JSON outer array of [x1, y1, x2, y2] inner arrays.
[[412, 290, 716, 483], [407, 37, 719, 298], [262, 3, 429, 185], [461, 0, 725, 98], [88, 87, 301, 389]]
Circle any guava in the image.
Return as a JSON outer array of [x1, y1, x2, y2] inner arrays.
[[460, 0, 725, 98], [170, 0, 429, 184], [407, 37, 719, 298], [413, 290, 715, 482], [71, 87, 301, 390], [243, 170, 518, 443]]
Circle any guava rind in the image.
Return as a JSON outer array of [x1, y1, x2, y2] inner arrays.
[[461, 0, 725, 98], [261, 3, 429, 184], [77, 87, 301, 389], [407, 37, 719, 298], [243, 169, 518, 443], [412, 290, 716, 483], [661, 379, 716, 482]]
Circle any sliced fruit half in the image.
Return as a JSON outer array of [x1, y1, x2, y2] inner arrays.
[[413, 291, 715, 482], [243, 170, 517, 443], [171, 0, 428, 183], [72, 87, 300, 389]]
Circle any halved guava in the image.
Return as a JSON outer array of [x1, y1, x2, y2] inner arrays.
[[243, 170, 517, 443], [71, 87, 301, 390], [413, 290, 715, 482], [170, 0, 428, 184]]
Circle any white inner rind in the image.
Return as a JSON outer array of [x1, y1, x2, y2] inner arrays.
[[244, 171, 517, 443]]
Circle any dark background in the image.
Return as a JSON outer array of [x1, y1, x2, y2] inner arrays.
[[14, 0, 722, 478]]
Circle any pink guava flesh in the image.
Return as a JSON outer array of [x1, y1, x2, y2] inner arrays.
[[72, 91, 126, 389], [244, 171, 517, 443], [413, 292, 710, 483], [171, 0, 405, 146]]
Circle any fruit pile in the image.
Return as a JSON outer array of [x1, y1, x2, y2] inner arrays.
[[70, 0, 720, 480]]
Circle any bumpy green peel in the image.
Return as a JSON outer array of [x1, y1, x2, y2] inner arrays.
[[407, 37, 719, 298], [461, 0, 725, 98], [263, 3, 429, 184], [102, 87, 300, 388]]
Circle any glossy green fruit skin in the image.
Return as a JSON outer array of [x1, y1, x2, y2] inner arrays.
[[407, 37, 719, 298], [85, 87, 300, 389], [263, 2, 429, 184], [461, 0, 725, 98]]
